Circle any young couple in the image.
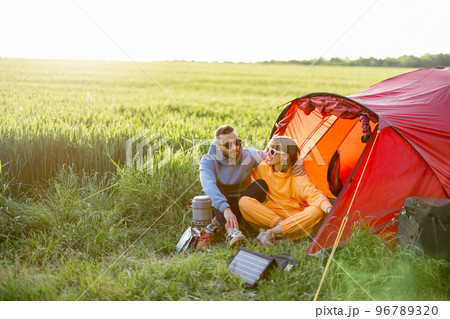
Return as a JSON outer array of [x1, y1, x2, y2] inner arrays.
[[199, 125, 332, 247]]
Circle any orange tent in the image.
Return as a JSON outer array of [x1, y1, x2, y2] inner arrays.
[[269, 67, 450, 255]]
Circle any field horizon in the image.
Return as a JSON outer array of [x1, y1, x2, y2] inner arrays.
[[0, 58, 448, 301]]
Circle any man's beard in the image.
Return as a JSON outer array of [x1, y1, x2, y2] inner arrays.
[[225, 150, 238, 164]]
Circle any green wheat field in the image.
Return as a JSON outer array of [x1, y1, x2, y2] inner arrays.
[[0, 58, 448, 300]]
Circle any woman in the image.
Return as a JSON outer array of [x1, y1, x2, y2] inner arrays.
[[239, 136, 332, 246]]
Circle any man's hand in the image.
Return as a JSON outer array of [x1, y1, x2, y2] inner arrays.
[[223, 207, 239, 230], [291, 157, 306, 176]]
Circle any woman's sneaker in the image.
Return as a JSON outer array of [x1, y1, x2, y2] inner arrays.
[[226, 228, 247, 248], [253, 229, 275, 247]]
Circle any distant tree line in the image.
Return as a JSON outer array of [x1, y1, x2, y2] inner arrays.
[[261, 53, 450, 68]]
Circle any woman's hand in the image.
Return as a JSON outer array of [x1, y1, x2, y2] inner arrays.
[[263, 148, 269, 161]]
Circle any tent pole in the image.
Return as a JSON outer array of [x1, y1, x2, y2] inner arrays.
[[313, 214, 348, 301], [313, 129, 381, 301]]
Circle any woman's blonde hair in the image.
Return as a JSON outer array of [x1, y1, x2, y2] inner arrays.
[[269, 136, 300, 173]]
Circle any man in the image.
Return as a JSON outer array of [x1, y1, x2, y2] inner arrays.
[[199, 125, 304, 247]]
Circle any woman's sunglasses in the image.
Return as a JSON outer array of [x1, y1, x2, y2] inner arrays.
[[267, 147, 286, 156], [217, 138, 241, 149]]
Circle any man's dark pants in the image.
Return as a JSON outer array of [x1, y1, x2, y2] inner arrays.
[[211, 179, 268, 228]]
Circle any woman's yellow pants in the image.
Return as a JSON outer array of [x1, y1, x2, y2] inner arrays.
[[239, 196, 325, 238]]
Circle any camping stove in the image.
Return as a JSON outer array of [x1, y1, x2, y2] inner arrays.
[[190, 195, 213, 227]]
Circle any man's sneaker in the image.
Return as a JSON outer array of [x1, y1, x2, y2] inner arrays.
[[253, 229, 275, 247], [226, 228, 247, 248], [204, 217, 223, 237]]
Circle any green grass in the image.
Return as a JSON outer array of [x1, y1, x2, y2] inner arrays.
[[0, 59, 411, 188], [0, 58, 448, 300]]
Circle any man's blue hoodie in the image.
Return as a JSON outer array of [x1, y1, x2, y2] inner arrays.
[[199, 141, 264, 213]]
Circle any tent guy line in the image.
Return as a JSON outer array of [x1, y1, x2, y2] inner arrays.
[[72, 0, 379, 132], [314, 214, 349, 301], [237, 0, 379, 129], [73, 142, 376, 300], [250, 170, 376, 301], [75, 177, 200, 301], [268, 68, 450, 256], [71, 0, 200, 126]]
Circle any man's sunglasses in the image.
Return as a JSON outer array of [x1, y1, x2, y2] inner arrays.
[[217, 138, 241, 149], [267, 147, 286, 156]]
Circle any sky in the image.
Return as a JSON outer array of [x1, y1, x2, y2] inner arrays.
[[0, 0, 449, 63]]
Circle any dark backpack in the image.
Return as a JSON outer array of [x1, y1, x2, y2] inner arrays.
[[397, 196, 450, 262]]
